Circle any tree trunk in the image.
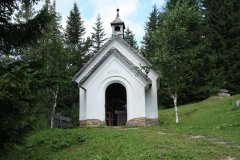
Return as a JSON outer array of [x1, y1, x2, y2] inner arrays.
[[173, 93, 179, 124], [50, 86, 59, 129]]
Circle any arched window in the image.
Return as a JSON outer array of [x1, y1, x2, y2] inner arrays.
[[115, 26, 120, 32]]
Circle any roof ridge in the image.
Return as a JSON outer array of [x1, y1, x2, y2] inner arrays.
[[115, 36, 152, 66], [78, 47, 151, 85], [72, 36, 114, 81], [73, 35, 152, 82]]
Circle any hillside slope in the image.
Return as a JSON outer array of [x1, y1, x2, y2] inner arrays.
[[2, 95, 240, 160], [160, 95, 240, 142]]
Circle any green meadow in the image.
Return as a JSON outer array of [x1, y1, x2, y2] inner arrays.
[[3, 95, 240, 160]]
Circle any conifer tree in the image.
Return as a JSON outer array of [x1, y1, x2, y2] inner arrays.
[[14, 1, 36, 23], [65, 2, 87, 67], [65, 2, 85, 48], [202, 0, 240, 93], [0, 0, 52, 54], [124, 27, 138, 50], [14, 1, 37, 60], [166, 0, 197, 10], [91, 14, 107, 53], [141, 4, 159, 62], [0, 0, 52, 151]]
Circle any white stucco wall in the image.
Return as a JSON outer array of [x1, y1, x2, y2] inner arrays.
[[79, 53, 148, 121], [145, 72, 159, 119], [79, 88, 86, 120]]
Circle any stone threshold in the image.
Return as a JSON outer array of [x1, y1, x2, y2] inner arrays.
[[80, 117, 158, 127]]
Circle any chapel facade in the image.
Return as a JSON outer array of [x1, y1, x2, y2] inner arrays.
[[73, 9, 159, 127]]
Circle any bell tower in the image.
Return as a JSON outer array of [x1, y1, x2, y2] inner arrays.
[[111, 8, 125, 38]]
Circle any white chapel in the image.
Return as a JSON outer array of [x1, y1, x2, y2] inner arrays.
[[73, 9, 160, 127]]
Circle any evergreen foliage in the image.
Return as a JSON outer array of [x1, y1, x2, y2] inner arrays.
[[64, 2, 90, 67], [65, 2, 85, 47], [14, 1, 36, 23], [124, 27, 138, 50], [0, 61, 44, 151], [91, 14, 107, 53], [201, 0, 240, 94], [0, 0, 52, 54], [0, 0, 52, 152], [141, 4, 159, 62]]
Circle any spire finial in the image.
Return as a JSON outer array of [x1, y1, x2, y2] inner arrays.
[[116, 8, 119, 17]]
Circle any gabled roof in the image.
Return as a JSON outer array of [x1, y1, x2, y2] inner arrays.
[[119, 36, 151, 66], [73, 35, 151, 82], [78, 48, 151, 85]]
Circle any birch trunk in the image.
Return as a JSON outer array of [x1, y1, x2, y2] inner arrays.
[[50, 86, 59, 129], [173, 93, 179, 124]]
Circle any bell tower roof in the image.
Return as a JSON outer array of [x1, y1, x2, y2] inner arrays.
[[110, 8, 125, 38], [111, 8, 125, 29]]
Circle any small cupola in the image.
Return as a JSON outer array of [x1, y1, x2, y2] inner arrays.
[[111, 8, 125, 38]]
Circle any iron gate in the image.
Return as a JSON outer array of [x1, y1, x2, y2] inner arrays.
[[105, 98, 127, 126]]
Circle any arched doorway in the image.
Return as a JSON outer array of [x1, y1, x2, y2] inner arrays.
[[105, 83, 127, 126]]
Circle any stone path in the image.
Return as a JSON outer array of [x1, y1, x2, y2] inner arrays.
[[219, 156, 236, 160], [115, 127, 139, 130], [120, 127, 138, 130], [157, 131, 174, 135], [187, 135, 231, 146], [189, 135, 205, 139], [188, 135, 240, 159]]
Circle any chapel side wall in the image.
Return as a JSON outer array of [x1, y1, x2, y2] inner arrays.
[[79, 88, 86, 120], [79, 88, 86, 127], [145, 71, 159, 121]]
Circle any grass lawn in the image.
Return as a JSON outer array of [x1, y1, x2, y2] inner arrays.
[[2, 95, 240, 160]]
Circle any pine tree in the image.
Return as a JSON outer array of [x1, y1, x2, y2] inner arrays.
[[91, 14, 107, 53], [0, 0, 52, 54], [124, 27, 138, 50], [65, 2, 87, 67], [0, 0, 52, 151], [14, 1, 36, 23], [166, 0, 198, 10], [202, 0, 240, 93], [65, 2, 85, 48], [141, 4, 159, 62], [13, 2, 37, 61]]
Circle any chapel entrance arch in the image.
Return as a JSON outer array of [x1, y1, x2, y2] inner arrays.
[[105, 83, 127, 126]]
